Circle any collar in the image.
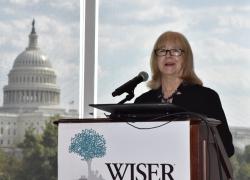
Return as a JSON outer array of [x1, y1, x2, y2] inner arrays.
[[156, 81, 189, 100]]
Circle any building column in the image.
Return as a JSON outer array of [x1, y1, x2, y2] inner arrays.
[[14, 91, 17, 103], [8, 91, 11, 104]]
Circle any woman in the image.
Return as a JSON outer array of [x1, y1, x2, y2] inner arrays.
[[134, 31, 234, 157]]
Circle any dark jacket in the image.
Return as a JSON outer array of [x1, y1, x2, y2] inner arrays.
[[134, 83, 235, 157]]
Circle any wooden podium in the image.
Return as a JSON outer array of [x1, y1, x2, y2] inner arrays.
[[189, 119, 233, 180], [57, 104, 233, 180], [57, 117, 233, 180]]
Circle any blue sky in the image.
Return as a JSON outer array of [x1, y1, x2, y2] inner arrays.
[[0, 0, 79, 110], [97, 0, 250, 127]]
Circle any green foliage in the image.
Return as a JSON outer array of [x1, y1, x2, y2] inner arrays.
[[243, 145, 250, 163], [238, 163, 250, 180], [231, 145, 250, 180], [0, 115, 59, 179], [0, 149, 21, 180], [15, 115, 59, 180], [230, 152, 240, 177]]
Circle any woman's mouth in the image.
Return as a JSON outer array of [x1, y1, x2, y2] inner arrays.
[[165, 62, 175, 66]]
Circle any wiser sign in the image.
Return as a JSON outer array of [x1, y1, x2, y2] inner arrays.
[[58, 121, 190, 180], [105, 163, 174, 180]]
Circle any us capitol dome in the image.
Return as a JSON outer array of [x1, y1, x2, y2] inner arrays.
[[2, 20, 60, 113], [0, 20, 77, 151]]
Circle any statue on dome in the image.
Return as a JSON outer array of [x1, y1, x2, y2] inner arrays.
[[31, 19, 36, 33]]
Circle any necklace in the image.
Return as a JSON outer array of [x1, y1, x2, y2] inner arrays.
[[160, 81, 184, 103], [161, 89, 179, 103]]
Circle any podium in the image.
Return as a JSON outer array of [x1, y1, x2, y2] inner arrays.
[[57, 104, 233, 180]]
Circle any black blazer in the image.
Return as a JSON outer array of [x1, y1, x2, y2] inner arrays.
[[134, 83, 235, 157]]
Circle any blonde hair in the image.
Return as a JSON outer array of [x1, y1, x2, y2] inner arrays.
[[148, 31, 203, 89]]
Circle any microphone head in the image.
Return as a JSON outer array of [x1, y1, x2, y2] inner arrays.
[[138, 71, 149, 82]]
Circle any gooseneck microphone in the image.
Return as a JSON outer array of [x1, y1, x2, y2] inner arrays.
[[112, 71, 149, 97]]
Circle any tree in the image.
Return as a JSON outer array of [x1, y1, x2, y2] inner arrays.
[[0, 147, 21, 180], [40, 115, 58, 180], [242, 145, 250, 163], [69, 129, 106, 179], [230, 152, 240, 178], [231, 145, 250, 180], [238, 163, 250, 180], [16, 115, 59, 180]]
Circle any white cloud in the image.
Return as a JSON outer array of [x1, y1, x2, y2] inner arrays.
[[218, 15, 250, 29], [8, 0, 79, 11], [9, 0, 40, 5], [48, 1, 79, 11], [195, 38, 250, 64], [36, 17, 79, 62]]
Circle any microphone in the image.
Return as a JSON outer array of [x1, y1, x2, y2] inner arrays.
[[112, 71, 148, 97]]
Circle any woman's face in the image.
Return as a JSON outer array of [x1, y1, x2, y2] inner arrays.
[[156, 41, 184, 78]]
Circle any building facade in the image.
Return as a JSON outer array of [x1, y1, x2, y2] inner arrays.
[[231, 127, 250, 151]]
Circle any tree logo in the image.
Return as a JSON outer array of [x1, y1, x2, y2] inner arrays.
[[69, 129, 107, 180]]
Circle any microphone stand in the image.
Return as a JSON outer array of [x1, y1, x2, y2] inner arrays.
[[118, 91, 134, 104]]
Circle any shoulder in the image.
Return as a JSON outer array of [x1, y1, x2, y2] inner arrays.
[[134, 88, 161, 104], [182, 83, 220, 98]]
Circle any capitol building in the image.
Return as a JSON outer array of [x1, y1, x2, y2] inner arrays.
[[0, 20, 77, 151]]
